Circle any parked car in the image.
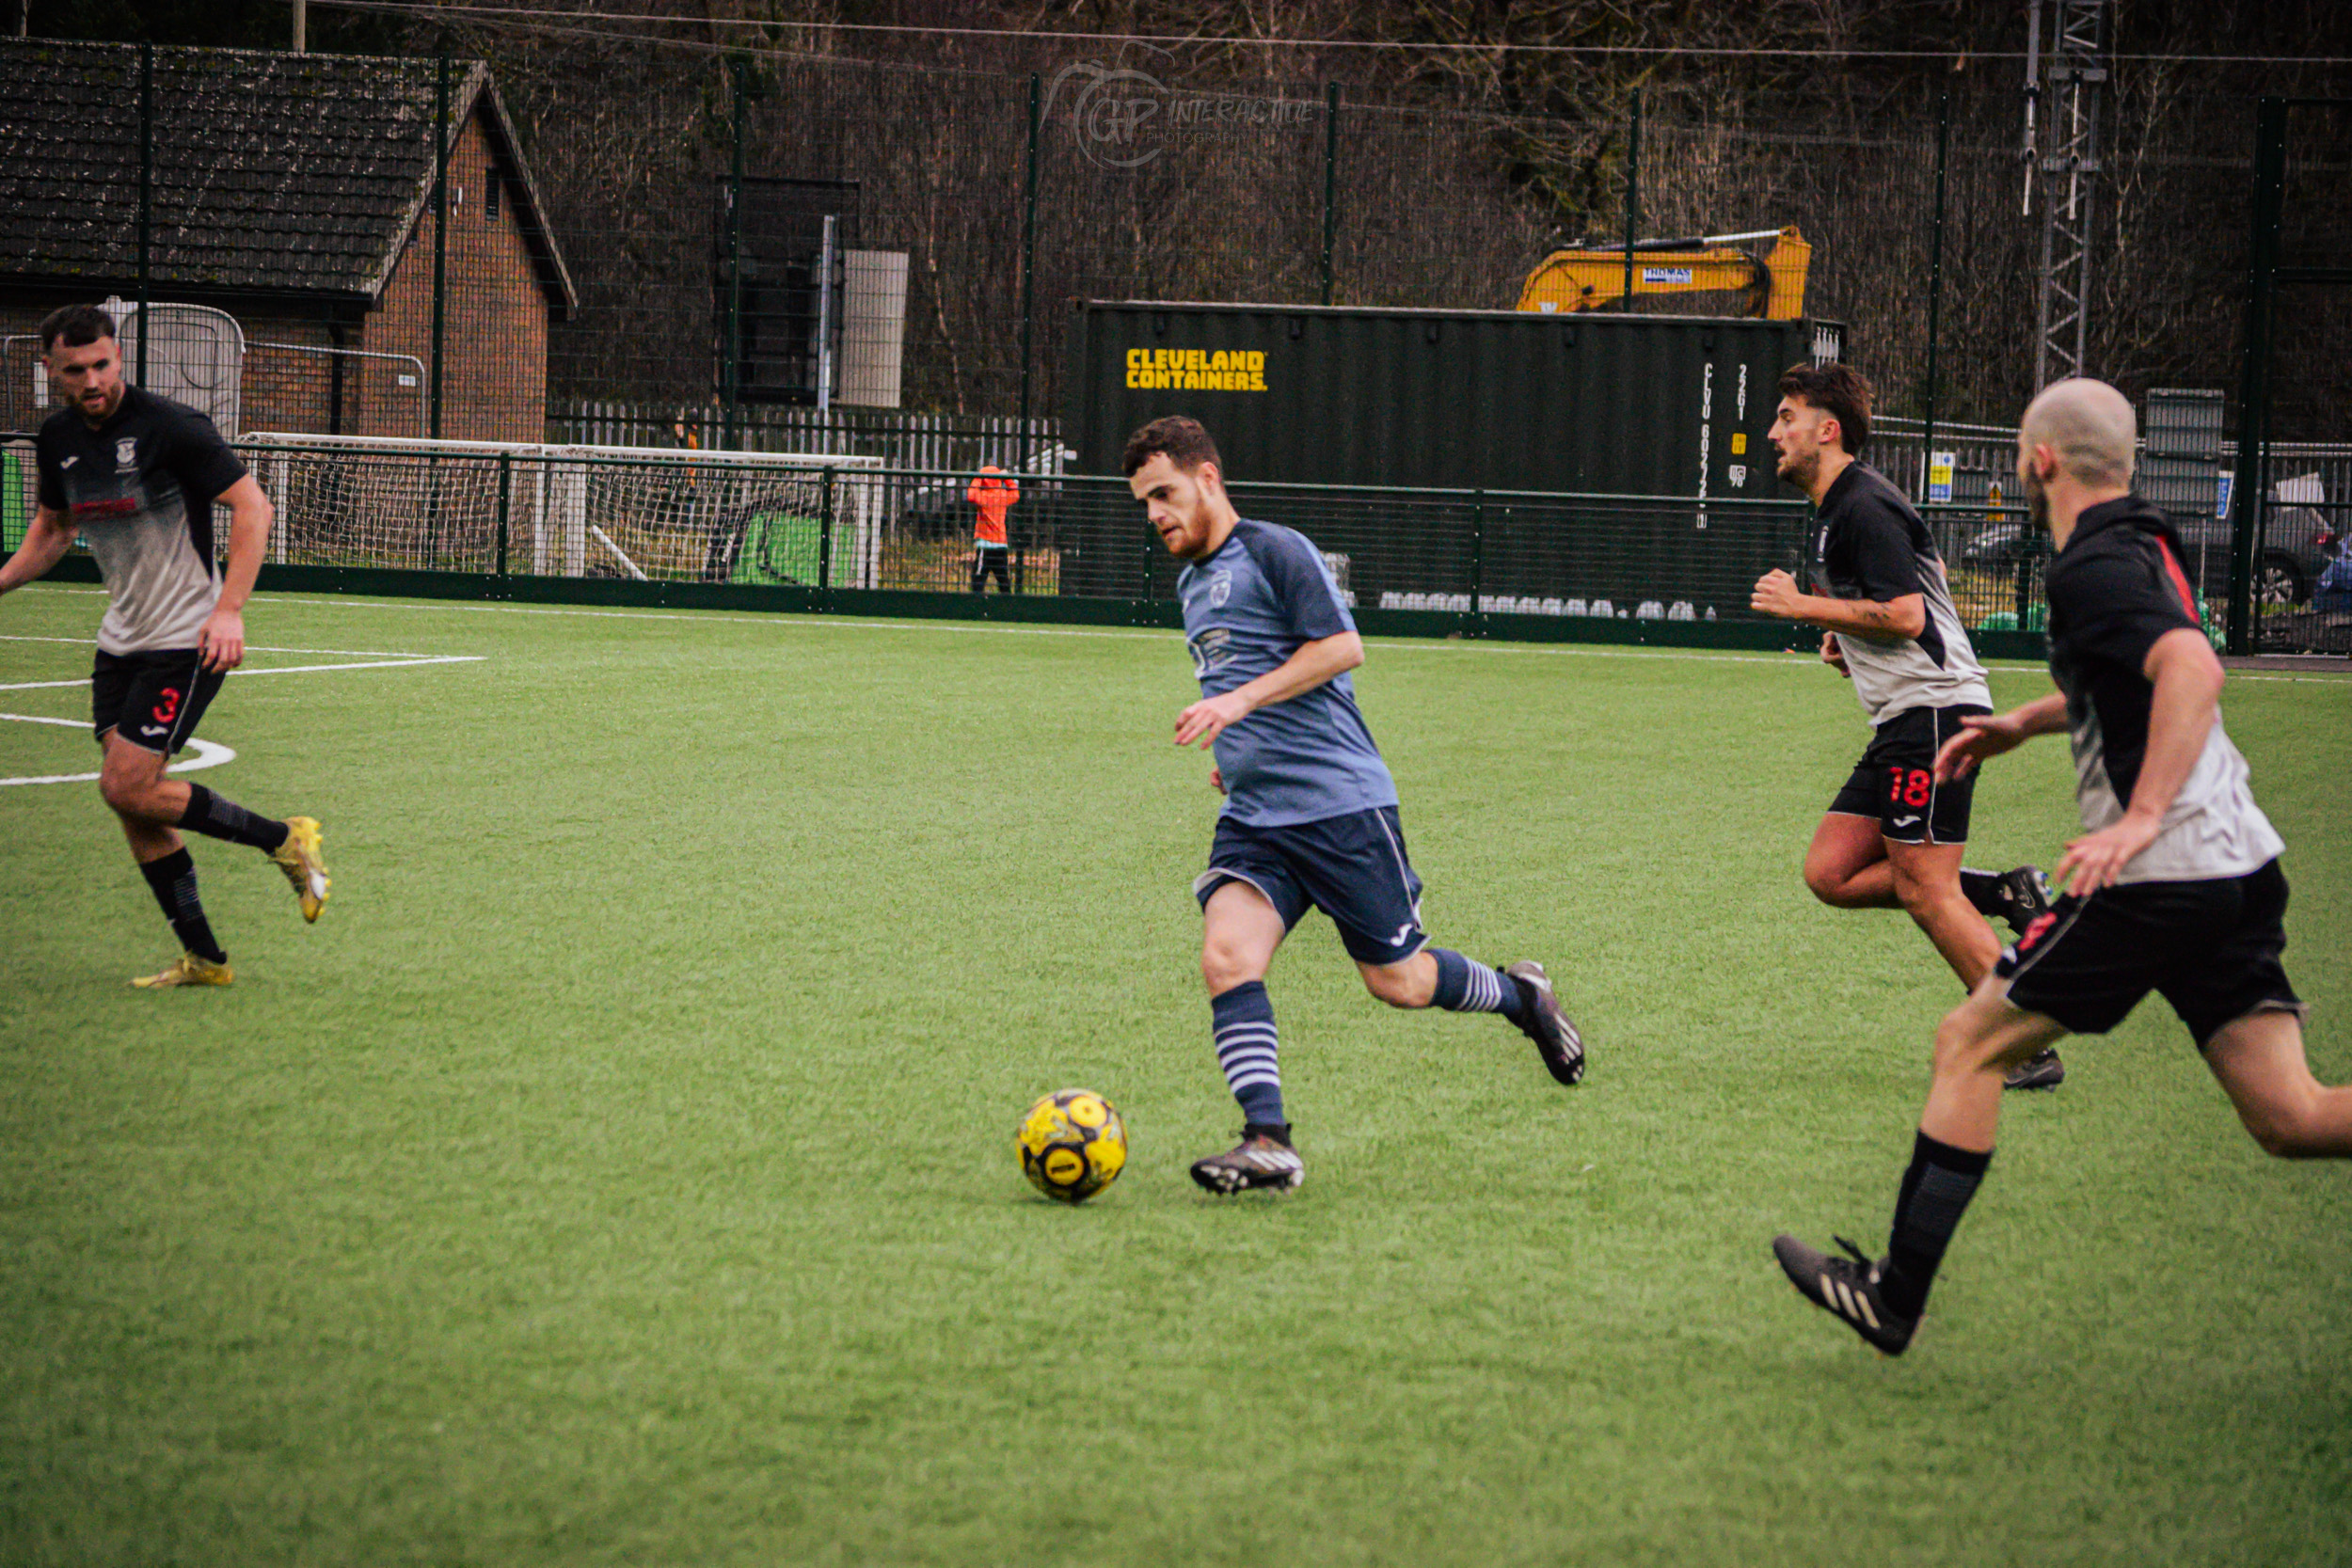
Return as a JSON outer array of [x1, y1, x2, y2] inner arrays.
[[1960, 506, 2338, 606]]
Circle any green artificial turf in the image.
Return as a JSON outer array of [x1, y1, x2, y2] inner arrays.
[[3, 582, 2347, 1567]]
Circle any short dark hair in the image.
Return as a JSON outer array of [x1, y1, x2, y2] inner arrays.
[[1122, 415, 1222, 478], [40, 303, 117, 355], [1776, 362, 1872, 455]]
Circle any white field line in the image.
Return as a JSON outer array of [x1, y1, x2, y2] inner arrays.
[[0, 634, 453, 657], [18, 583, 2349, 681], [1, 643, 484, 785], [0, 714, 235, 787], [0, 655, 483, 692]]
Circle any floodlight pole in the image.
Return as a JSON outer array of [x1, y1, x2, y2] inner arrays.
[[1621, 89, 1641, 310], [1016, 72, 1041, 475], [724, 55, 745, 451], [2227, 98, 2287, 657], [1920, 88, 1949, 501], [2028, 0, 2107, 388], [817, 214, 835, 415], [431, 55, 450, 439], [135, 42, 152, 388], [1321, 82, 1340, 306]]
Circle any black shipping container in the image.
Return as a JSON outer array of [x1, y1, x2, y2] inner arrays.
[[1065, 300, 1838, 497], [1059, 301, 1836, 615]]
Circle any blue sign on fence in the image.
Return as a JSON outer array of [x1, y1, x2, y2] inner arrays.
[[2217, 472, 2233, 521], [1927, 451, 1955, 504]]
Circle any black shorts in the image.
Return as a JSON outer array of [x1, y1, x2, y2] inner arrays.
[[1996, 859, 2306, 1047], [91, 647, 224, 756], [1195, 805, 1428, 967], [1827, 704, 1987, 845]]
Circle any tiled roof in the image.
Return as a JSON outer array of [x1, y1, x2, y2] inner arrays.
[[0, 40, 575, 317]]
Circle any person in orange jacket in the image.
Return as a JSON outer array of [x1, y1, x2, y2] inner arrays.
[[968, 464, 1019, 593]]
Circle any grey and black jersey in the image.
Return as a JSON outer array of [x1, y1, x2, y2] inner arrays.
[[2045, 497, 2282, 884], [1811, 462, 1991, 726], [36, 386, 246, 655]]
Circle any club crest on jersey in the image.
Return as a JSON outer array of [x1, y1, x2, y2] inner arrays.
[[1208, 569, 1232, 609], [115, 436, 137, 471]]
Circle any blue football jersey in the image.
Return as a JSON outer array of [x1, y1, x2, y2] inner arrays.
[[1178, 517, 1400, 827]]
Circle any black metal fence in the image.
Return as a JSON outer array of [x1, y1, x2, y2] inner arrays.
[[2232, 97, 2352, 653], [5, 34, 2349, 652], [11, 428, 2344, 651]]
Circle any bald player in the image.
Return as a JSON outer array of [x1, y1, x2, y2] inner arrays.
[[1771, 378, 2349, 1355]]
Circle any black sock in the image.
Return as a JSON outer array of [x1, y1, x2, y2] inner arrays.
[[139, 847, 227, 963], [181, 784, 290, 852], [1958, 867, 2007, 919], [1881, 1131, 1993, 1319]]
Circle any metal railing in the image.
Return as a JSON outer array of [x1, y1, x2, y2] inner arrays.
[[12, 432, 2343, 652], [547, 401, 1064, 476]]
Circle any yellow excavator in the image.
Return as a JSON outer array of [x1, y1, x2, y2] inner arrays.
[[1517, 226, 1811, 319]]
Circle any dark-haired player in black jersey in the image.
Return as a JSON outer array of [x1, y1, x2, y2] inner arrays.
[[1751, 362, 2061, 1090], [0, 304, 328, 988], [1772, 378, 2350, 1356]]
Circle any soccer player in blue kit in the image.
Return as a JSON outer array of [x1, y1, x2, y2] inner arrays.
[[1124, 417, 1584, 1194]]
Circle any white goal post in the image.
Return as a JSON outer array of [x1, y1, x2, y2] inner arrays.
[[239, 434, 887, 588]]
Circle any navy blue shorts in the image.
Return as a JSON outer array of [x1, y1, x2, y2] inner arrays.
[[1194, 805, 1428, 966]]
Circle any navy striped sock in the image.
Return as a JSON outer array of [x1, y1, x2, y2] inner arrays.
[[1211, 980, 1283, 1127], [1429, 949, 1530, 1025]]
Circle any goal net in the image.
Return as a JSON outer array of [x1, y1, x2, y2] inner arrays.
[[239, 434, 886, 587]]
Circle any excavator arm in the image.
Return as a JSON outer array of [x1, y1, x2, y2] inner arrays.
[[1517, 226, 1810, 319]]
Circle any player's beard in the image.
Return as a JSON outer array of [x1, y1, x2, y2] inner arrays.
[[76, 379, 122, 426], [1166, 503, 1214, 559], [1776, 447, 1816, 493]]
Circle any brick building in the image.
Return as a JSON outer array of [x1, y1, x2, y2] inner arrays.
[[0, 40, 575, 443]]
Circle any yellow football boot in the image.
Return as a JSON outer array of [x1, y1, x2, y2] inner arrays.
[[132, 953, 233, 989], [270, 816, 330, 923]]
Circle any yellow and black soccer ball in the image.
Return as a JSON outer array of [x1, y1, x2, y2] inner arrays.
[[1015, 1088, 1128, 1204]]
